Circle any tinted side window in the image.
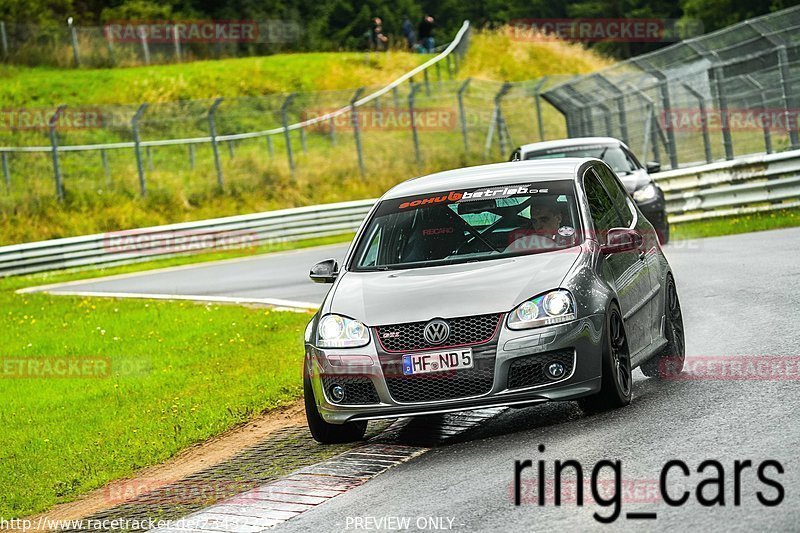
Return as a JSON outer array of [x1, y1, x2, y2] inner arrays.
[[584, 170, 623, 243], [594, 164, 634, 227]]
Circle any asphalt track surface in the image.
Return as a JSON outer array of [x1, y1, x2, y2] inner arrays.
[[33, 227, 800, 531]]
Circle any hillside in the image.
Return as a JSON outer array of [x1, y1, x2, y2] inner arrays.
[[0, 32, 611, 245]]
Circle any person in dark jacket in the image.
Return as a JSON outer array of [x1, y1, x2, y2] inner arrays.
[[402, 16, 416, 50], [418, 15, 435, 53]]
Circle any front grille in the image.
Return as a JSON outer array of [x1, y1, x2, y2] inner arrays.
[[321, 374, 380, 405], [380, 346, 496, 403], [507, 350, 574, 389], [375, 313, 501, 353]]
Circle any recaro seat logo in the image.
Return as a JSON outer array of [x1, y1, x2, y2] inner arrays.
[[423, 319, 450, 345]]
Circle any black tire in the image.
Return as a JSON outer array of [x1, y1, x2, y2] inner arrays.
[[578, 303, 632, 413], [641, 276, 685, 379], [304, 374, 367, 444]]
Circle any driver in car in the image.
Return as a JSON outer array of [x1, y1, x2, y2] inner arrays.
[[506, 199, 567, 252]]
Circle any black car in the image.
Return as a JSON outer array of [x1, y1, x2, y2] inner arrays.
[[511, 137, 670, 243]]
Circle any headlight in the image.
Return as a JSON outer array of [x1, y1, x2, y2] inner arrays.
[[507, 290, 576, 330], [632, 183, 658, 202], [317, 314, 370, 348]]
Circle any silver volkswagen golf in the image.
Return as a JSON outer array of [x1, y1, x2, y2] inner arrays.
[[303, 158, 685, 443]]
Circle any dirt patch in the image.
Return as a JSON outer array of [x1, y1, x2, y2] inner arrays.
[[16, 401, 306, 532]]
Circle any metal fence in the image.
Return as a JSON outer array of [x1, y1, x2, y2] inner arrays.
[[4, 146, 800, 276], [0, 19, 308, 67], [542, 5, 800, 170], [0, 21, 581, 205]]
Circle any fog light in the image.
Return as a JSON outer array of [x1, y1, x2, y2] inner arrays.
[[546, 362, 566, 380], [329, 384, 346, 403]]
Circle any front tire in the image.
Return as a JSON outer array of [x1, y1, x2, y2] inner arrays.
[[304, 373, 367, 444], [578, 303, 632, 413], [641, 275, 685, 378]]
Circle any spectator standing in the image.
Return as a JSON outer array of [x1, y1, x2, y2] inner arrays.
[[418, 15, 435, 53], [402, 17, 416, 50]]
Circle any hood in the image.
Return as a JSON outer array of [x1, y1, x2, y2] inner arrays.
[[329, 248, 582, 325], [619, 169, 652, 193]]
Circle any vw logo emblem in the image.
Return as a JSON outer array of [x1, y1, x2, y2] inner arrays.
[[423, 319, 450, 345]]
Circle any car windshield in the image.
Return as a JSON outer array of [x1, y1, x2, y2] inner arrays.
[[524, 144, 638, 175], [351, 181, 581, 271]]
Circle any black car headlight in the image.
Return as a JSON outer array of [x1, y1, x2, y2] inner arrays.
[[316, 314, 370, 348], [507, 290, 576, 330], [632, 183, 658, 202]]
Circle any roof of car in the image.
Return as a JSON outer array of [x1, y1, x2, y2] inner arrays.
[[382, 158, 596, 200], [518, 137, 626, 154]]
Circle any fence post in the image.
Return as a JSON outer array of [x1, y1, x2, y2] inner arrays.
[[446, 55, 453, 79], [495, 83, 513, 156], [227, 141, 235, 159], [280, 93, 296, 175], [681, 83, 712, 163], [423, 69, 431, 96], [300, 128, 308, 153], [531, 76, 548, 141], [392, 86, 400, 110], [68, 19, 80, 67], [0, 22, 8, 59], [435, 62, 441, 85], [188, 144, 196, 169], [146, 146, 154, 171], [409, 83, 423, 167], [350, 87, 366, 177], [208, 97, 224, 188], [328, 116, 336, 146], [777, 46, 799, 149], [1, 153, 10, 192], [101, 149, 110, 187], [266, 135, 274, 158], [457, 78, 471, 156], [173, 26, 182, 62], [595, 73, 629, 144], [139, 26, 151, 65], [48, 105, 66, 201], [131, 103, 148, 196], [657, 79, 679, 168], [743, 75, 772, 155], [597, 103, 613, 137], [710, 68, 733, 160]]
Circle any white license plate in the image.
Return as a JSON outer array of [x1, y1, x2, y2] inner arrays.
[[402, 348, 473, 376]]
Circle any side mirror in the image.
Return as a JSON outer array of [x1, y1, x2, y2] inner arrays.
[[646, 161, 661, 173], [601, 228, 643, 254], [309, 259, 339, 284]]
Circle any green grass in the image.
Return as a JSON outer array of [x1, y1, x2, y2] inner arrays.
[[0, 31, 610, 245], [671, 207, 800, 240], [0, 233, 364, 518], [0, 52, 430, 107]]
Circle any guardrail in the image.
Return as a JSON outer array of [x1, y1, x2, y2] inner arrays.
[[2, 148, 800, 277], [655, 148, 800, 222], [0, 199, 375, 276]]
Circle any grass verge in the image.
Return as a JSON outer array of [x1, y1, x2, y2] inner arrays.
[[671, 207, 800, 240], [0, 236, 354, 518]]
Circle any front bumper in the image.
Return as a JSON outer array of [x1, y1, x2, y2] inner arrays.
[[306, 314, 606, 424]]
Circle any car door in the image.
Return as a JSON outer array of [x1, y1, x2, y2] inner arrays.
[[583, 166, 653, 355]]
